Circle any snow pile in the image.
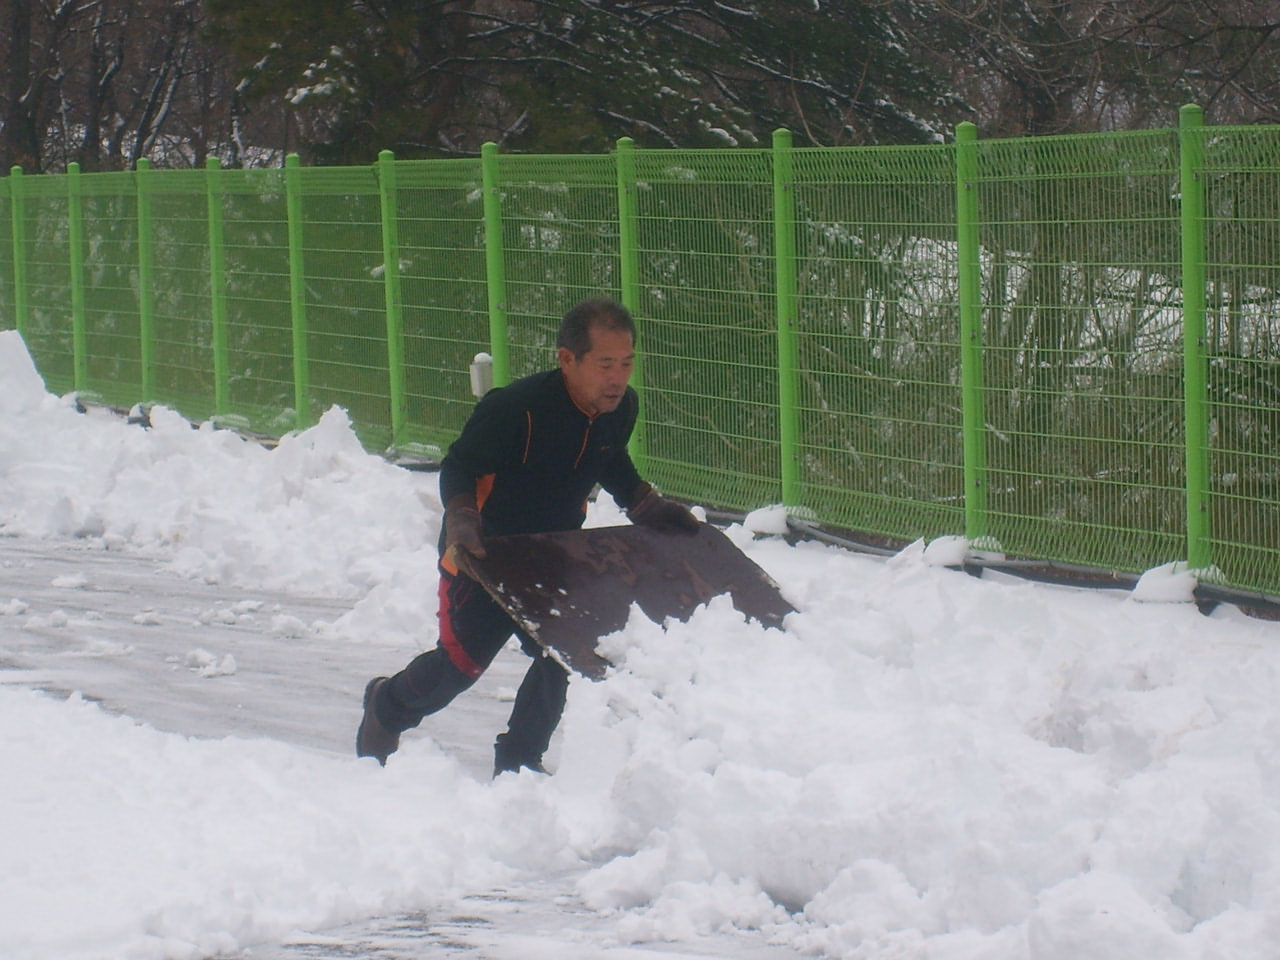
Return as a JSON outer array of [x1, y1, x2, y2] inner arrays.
[[3, 330, 1280, 960], [0, 333, 440, 633], [1133, 561, 1201, 603], [0, 329, 51, 414]]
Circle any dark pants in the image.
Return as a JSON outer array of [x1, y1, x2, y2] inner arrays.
[[377, 567, 569, 769]]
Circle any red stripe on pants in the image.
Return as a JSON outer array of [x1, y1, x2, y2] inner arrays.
[[437, 573, 485, 679]]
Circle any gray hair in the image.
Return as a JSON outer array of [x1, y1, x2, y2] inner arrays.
[[557, 297, 636, 358]]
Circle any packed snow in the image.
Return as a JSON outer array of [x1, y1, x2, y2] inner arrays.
[[2, 327, 1279, 959]]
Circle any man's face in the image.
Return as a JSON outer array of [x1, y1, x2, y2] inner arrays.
[[559, 324, 635, 417]]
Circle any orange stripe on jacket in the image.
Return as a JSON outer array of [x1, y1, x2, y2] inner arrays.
[[475, 473, 495, 511]]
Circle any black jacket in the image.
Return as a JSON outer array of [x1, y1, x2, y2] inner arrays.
[[439, 369, 644, 546]]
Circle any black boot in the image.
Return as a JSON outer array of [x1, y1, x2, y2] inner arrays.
[[356, 677, 400, 766], [491, 653, 568, 777], [493, 733, 549, 777]]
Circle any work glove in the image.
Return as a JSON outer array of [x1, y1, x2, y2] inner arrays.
[[627, 482, 700, 533], [444, 493, 487, 572]]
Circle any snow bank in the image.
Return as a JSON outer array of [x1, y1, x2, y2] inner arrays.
[[0, 342, 440, 605]]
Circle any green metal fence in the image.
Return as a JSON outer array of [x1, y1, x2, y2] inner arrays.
[[2, 107, 1278, 597], [974, 127, 1188, 577], [1196, 115, 1280, 597]]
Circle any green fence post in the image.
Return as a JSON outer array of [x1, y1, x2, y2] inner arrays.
[[615, 136, 647, 469], [67, 161, 88, 393], [285, 153, 311, 429], [205, 157, 230, 416], [955, 121, 990, 543], [377, 149, 407, 447], [9, 167, 29, 340], [772, 128, 801, 508], [480, 141, 510, 386], [1179, 104, 1212, 571], [0, 176, 5, 326], [135, 158, 156, 402]]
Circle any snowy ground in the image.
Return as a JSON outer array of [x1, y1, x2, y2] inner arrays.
[[3, 328, 1280, 960]]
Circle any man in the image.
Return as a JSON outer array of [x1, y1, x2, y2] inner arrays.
[[356, 297, 699, 776]]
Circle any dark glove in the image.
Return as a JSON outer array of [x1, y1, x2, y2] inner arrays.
[[627, 482, 700, 533], [444, 493, 486, 571]]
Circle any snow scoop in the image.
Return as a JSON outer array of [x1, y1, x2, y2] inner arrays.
[[464, 523, 795, 679]]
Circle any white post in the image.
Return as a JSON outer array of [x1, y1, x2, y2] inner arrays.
[[470, 352, 494, 398]]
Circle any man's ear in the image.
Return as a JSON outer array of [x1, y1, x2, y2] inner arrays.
[[557, 345, 575, 369]]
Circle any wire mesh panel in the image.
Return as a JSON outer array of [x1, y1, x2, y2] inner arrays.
[[147, 170, 215, 419], [975, 130, 1186, 572], [395, 158, 488, 454], [217, 169, 296, 435], [13, 176, 74, 393], [1198, 126, 1280, 594], [629, 148, 778, 511], [495, 153, 620, 379], [78, 172, 142, 408], [793, 144, 963, 541], [299, 166, 391, 449]]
